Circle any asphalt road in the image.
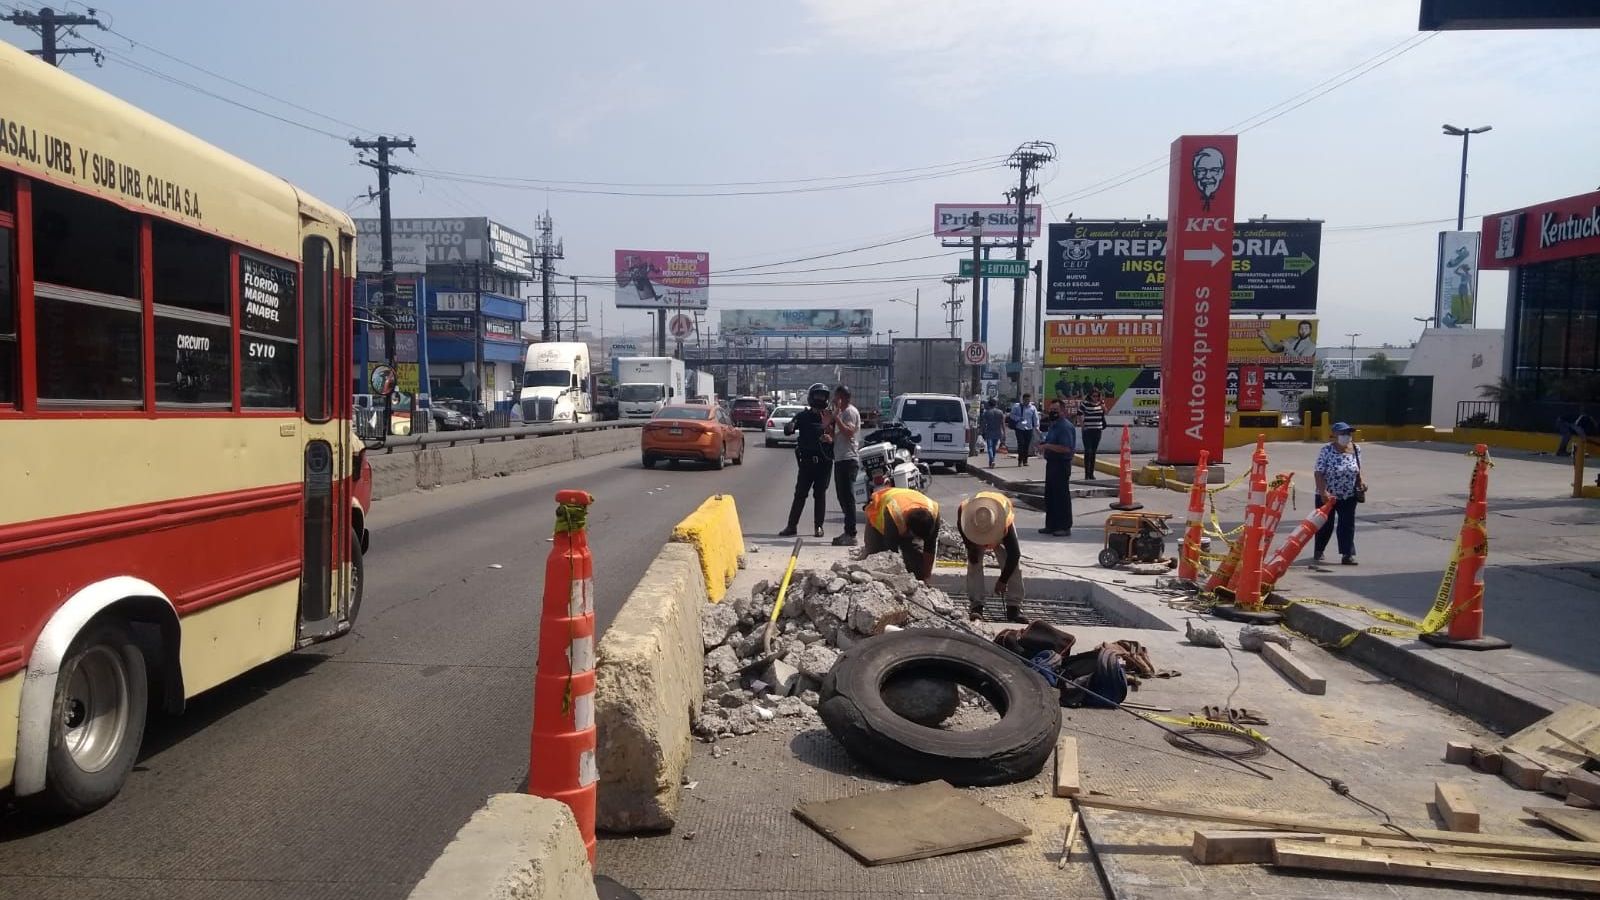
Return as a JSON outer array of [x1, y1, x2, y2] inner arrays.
[[0, 438, 812, 900]]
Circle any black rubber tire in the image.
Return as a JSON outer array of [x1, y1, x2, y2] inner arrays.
[[31, 620, 149, 818], [733, 443, 744, 465], [765, 438, 777, 448], [642, 455, 656, 469], [818, 629, 1060, 786], [1098, 547, 1121, 568], [954, 461, 969, 473], [712, 443, 726, 470], [348, 528, 365, 626]]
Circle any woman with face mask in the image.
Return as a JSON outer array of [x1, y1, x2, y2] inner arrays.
[[1313, 422, 1365, 565]]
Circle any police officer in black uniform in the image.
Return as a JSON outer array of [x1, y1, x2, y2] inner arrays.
[[779, 383, 833, 537]]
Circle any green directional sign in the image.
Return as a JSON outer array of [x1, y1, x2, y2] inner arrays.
[[959, 258, 1029, 279], [1282, 253, 1316, 274]]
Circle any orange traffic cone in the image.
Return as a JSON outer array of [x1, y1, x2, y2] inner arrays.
[[1109, 425, 1142, 511], [1225, 472, 1291, 598], [1205, 436, 1269, 594], [529, 489, 599, 864], [1178, 449, 1210, 582], [1261, 495, 1336, 591], [1214, 438, 1280, 623], [1421, 445, 1510, 651]]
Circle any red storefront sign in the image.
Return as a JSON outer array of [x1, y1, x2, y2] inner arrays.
[[1480, 189, 1600, 269], [1236, 364, 1265, 412], [1158, 135, 1238, 465]]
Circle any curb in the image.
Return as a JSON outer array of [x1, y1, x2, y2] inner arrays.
[[965, 459, 1119, 500], [1279, 601, 1556, 733], [407, 794, 598, 900], [670, 495, 745, 603]]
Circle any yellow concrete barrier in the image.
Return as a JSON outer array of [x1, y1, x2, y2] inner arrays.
[[671, 494, 744, 603]]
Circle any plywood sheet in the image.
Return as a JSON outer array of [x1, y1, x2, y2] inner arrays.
[[793, 781, 1030, 866]]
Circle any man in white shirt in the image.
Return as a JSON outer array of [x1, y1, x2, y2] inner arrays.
[[825, 384, 862, 545], [1010, 393, 1039, 467]]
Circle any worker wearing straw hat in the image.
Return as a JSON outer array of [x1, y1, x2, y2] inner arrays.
[[958, 491, 1025, 622]]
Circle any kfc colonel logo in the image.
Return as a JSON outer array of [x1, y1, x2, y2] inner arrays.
[[1191, 147, 1227, 212]]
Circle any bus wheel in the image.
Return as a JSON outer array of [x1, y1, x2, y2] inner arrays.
[[35, 621, 148, 817], [348, 529, 365, 626]]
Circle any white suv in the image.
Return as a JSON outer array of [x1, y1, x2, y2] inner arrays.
[[888, 393, 970, 471]]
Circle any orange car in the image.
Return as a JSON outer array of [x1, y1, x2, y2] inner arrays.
[[641, 403, 747, 469]]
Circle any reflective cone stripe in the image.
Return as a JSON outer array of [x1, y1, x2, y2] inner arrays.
[[1233, 439, 1270, 609], [1442, 445, 1491, 640], [1262, 495, 1336, 589], [1208, 436, 1268, 593], [529, 489, 598, 866], [1178, 450, 1210, 580]]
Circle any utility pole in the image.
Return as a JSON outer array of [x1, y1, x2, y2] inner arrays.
[[913, 288, 920, 338], [351, 135, 416, 436], [943, 276, 967, 339], [3, 6, 103, 66], [1032, 260, 1043, 356], [968, 211, 984, 399], [535, 212, 563, 342], [1345, 332, 1362, 377], [1005, 141, 1055, 401]]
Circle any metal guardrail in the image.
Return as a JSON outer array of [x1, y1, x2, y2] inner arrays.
[[362, 418, 646, 454]]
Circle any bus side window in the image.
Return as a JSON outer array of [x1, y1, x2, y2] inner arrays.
[[302, 237, 332, 423], [1, 169, 13, 405], [31, 181, 142, 405], [152, 218, 231, 406]]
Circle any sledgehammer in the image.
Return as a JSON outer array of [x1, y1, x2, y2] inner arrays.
[[762, 537, 804, 655]]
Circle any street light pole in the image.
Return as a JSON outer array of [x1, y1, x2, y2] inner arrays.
[[1442, 124, 1491, 231], [1345, 332, 1362, 377]]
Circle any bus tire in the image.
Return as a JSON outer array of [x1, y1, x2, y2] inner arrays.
[[32, 620, 149, 818], [348, 529, 365, 626]]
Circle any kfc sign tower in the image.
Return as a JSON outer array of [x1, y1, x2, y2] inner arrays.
[[1157, 135, 1238, 465]]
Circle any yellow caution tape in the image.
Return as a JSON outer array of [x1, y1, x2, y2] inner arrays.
[[1141, 712, 1269, 744]]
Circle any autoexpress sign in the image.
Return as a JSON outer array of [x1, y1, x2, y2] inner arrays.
[[1046, 219, 1321, 313]]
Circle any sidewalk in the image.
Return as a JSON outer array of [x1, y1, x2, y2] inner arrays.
[[970, 440, 1600, 733]]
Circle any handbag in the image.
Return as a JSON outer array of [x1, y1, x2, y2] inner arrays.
[[1353, 445, 1366, 503]]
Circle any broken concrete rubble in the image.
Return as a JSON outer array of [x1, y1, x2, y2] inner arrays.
[[694, 552, 963, 738]]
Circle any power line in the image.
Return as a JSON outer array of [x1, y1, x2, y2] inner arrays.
[[2, 3, 102, 65], [408, 159, 1004, 198], [405, 154, 1009, 190]]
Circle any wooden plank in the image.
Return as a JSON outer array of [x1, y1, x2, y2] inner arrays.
[[1191, 831, 1325, 865], [1472, 747, 1503, 774], [792, 781, 1029, 866], [1548, 728, 1600, 765], [1541, 769, 1569, 797], [1259, 642, 1326, 695], [1500, 701, 1600, 771], [1571, 795, 1600, 810], [1502, 750, 1547, 791], [1053, 736, 1080, 798], [1072, 794, 1600, 859], [1568, 768, 1600, 805], [1443, 741, 1474, 764], [1435, 781, 1480, 832], [1359, 837, 1583, 861], [1271, 838, 1600, 895], [1525, 806, 1600, 842], [1057, 811, 1081, 869]]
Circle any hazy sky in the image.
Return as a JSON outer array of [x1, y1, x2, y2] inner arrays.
[[7, 0, 1597, 347]]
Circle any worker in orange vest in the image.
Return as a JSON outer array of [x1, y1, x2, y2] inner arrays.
[[863, 486, 940, 582], [958, 491, 1025, 622]]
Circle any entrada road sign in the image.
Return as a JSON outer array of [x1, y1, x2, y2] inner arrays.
[[669, 314, 694, 339], [959, 258, 1029, 279], [963, 341, 989, 365]]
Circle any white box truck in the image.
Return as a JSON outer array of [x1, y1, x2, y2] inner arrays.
[[615, 357, 686, 418], [687, 369, 715, 404], [520, 342, 592, 423]]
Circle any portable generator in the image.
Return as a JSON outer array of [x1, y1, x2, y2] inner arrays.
[[1099, 511, 1174, 568]]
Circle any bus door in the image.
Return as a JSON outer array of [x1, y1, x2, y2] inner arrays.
[[296, 231, 349, 641]]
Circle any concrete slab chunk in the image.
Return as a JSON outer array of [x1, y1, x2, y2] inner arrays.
[[407, 794, 598, 900]]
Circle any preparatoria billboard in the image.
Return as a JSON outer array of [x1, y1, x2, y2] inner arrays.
[[1045, 219, 1321, 314], [1045, 317, 1318, 368]]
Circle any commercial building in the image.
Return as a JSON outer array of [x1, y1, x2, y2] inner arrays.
[[354, 217, 536, 410], [1479, 189, 1600, 394]]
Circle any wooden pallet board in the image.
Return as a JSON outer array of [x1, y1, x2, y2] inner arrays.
[[1272, 838, 1600, 895], [793, 781, 1029, 866], [1501, 702, 1600, 771], [1526, 806, 1600, 843]]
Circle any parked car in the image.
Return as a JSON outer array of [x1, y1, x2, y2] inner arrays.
[[888, 393, 970, 472], [436, 399, 486, 429], [431, 403, 471, 431], [641, 403, 747, 470], [730, 396, 770, 430], [764, 405, 805, 448]]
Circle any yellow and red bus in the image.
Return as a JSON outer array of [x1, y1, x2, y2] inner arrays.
[[0, 42, 368, 814]]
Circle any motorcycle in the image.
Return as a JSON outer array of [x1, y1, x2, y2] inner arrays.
[[852, 421, 932, 507]]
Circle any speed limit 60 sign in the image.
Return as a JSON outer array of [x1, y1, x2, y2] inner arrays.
[[963, 342, 989, 365]]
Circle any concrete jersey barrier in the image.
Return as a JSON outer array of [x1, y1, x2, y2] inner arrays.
[[407, 793, 598, 900], [594, 542, 708, 833], [368, 427, 638, 500], [670, 494, 745, 603]]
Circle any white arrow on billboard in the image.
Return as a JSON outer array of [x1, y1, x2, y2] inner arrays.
[[1183, 244, 1225, 266]]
